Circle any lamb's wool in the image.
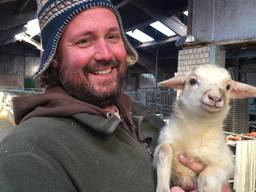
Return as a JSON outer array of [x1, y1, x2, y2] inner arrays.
[[154, 64, 256, 192]]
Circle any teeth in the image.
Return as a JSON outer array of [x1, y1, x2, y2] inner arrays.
[[94, 69, 112, 75]]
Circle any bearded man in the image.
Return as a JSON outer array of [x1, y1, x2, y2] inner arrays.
[[0, 1, 230, 192]]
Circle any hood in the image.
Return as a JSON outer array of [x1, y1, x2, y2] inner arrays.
[[13, 86, 134, 127]]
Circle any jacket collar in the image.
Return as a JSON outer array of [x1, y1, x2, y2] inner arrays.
[[72, 113, 122, 135]]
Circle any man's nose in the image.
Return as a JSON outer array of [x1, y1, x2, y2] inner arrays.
[[94, 40, 113, 62]]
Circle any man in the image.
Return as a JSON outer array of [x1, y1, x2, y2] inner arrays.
[[0, 0, 230, 191]]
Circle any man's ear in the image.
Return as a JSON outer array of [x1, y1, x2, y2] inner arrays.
[[52, 58, 58, 68]]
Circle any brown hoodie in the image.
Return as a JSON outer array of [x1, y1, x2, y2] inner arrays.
[[13, 86, 135, 130]]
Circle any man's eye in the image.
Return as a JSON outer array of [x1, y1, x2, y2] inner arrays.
[[77, 39, 92, 47], [108, 34, 120, 42]]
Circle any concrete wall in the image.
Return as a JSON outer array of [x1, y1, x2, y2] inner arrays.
[[192, 0, 256, 43]]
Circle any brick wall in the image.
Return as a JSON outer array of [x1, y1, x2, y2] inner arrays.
[[178, 46, 210, 73]]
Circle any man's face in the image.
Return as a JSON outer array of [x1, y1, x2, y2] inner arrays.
[[55, 8, 127, 106]]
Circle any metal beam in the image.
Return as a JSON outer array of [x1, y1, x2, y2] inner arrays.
[[0, 26, 23, 45], [125, 19, 156, 32], [130, 0, 187, 36], [19, 0, 31, 13], [116, 0, 130, 9], [0, 0, 16, 4], [0, 11, 36, 30], [226, 50, 256, 59], [0, 26, 24, 40], [160, 16, 187, 36], [137, 36, 179, 48]]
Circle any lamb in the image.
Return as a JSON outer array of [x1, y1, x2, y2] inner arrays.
[[153, 64, 256, 192]]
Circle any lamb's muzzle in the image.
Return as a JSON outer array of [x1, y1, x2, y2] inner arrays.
[[202, 88, 224, 111]]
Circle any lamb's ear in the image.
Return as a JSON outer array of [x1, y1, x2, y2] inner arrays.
[[230, 80, 256, 99], [158, 74, 186, 90]]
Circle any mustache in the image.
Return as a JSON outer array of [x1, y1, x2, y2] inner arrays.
[[83, 60, 119, 73]]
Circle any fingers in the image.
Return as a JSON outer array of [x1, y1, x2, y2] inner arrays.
[[170, 186, 198, 192], [222, 184, 232, 192], [178, 154, 205, 174], [170, 186, 185, 192], [177, 154, 231, 192]]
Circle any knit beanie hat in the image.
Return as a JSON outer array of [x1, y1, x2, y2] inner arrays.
[[35, 0, 138, 78]]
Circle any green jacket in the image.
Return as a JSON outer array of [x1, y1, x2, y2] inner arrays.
[[0, 87, 165, 192]]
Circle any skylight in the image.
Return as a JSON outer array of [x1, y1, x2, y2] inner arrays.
[[14, 19, 41, 50], [25, 19, 40, 37], [183, 10, 188, 16], [150, 21, 176, 37], [126, 29, 154, 43]]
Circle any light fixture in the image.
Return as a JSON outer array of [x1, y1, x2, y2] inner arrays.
[[150, 21, 176, 37], [126, 29, 154, 43], [183, 10, 188, 16], [185, 35, 195, 43]]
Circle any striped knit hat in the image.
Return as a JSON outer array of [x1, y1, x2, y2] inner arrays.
[[35, 0, 138, 77]]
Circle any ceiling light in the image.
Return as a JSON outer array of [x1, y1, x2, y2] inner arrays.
[[25, 19, 40, 37], [150, 21, 176, 37], [183, 10, 188, 16], [185, 35, 195, 43], [126, 29, 154, 43], [15, 33, 25, 41]]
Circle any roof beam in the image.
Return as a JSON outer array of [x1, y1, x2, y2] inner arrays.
[[0, 0, 16, 4], [137, 36, 179, 48], [0, 11, 36, 31], [116, 0, 130, 8], [130, 0, 187, 36], [137, 54, 155, 73], [19, 0, 31, 13], [125, 19, 156, 32]]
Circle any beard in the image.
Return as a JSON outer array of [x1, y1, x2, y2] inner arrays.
[[58, 60, 126, 107]]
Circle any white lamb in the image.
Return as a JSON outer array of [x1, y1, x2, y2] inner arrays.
[[154, 64, 256, 192]]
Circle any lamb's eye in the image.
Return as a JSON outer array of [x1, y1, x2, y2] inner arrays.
[[226, 84, 231, 90], [189, 78, 197, 86]]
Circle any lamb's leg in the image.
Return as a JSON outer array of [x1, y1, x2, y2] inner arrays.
[[197, 165, 228, 192], [154, 143, 174, 192]]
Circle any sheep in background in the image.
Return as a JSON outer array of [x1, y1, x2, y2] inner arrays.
[[153, 64, 256, 192]]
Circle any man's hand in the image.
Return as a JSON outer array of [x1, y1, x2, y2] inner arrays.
[[170, 154, 231, 192], [178, 154, 205, 173]]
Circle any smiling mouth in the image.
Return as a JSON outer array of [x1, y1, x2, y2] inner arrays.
[[93, 68, 112, 75], [90, 68, 113, 75], [201, 101, 222, 112]]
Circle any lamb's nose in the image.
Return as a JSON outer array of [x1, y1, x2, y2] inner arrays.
[[208, 94, 222, 102]]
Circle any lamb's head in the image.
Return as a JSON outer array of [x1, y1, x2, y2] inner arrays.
[[159, 64, 256, 119]]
